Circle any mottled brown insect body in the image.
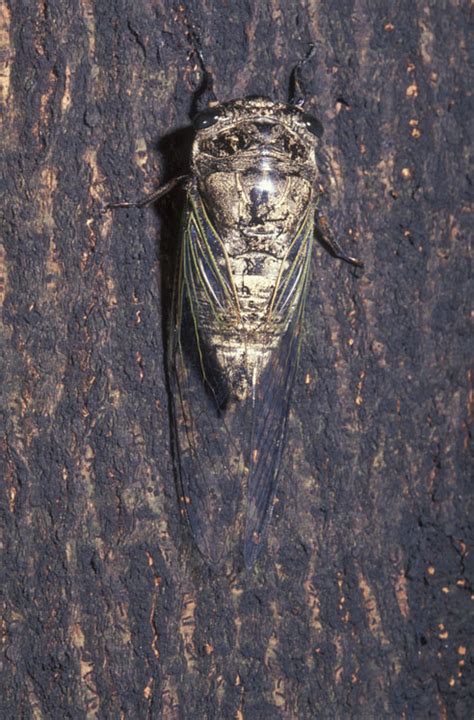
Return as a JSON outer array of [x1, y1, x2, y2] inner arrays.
[[171, 97, 325, 567], [190, 98, 319, 397], [109, 82, 360, 569]]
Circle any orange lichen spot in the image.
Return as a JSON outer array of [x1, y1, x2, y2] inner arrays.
[[71, 623, 85, 649], [395, 571, 410, 619], [179, 593, 197, 666], [355, 396, 363, 406], [427, 565, 436, 576], [203, 643, 214, 655], [439, 630, 449, 640], [252, 449, 259, 463], [448, 677, 455, 687], [441, 586, 449, 594], [457, 646, 467, 656], [403, 229, 411, 237], [305, 373, 312, 385], [358, 573, 389, 645], [409, 119, 419, 127], [180, 495, 191, 505], [401, 167, 412, 180], [438, 623, 445, 630], [336, 99, 351, 112], [135, 351, 144, 381], [348, 338, 354, 347], [7, 486, 17, 513], [61, 64, 72, 112], [407, 62, 416, 73], [384, 22, 395, 31], [406, 83, 419, 98], [456, 579, 466, 586], [411, 128, 422, 138], [143, 679, 153, 699]]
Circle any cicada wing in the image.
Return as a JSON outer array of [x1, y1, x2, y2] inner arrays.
[[169, 196, 248, 565], [244, 214, 314, 568]]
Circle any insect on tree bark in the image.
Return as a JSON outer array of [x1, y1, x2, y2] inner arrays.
[[109, 47, 362, 569]]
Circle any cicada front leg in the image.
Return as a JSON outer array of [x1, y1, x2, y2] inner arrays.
[[105, 174, 189, 211]]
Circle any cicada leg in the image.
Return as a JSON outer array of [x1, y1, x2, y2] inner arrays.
[[105, 174, 189, 210], [315, 213, 363, 268], [288, 44, 317, 107]]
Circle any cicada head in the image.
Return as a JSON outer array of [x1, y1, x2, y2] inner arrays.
[[192, 96, 322, 170]]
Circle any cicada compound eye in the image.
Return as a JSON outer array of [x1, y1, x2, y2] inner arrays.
[[301, 112, 324, 138], [193, 107, 222, 130]]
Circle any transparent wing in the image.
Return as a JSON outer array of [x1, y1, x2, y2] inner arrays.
[[169, 197, 248, 565], [170, 194, 313, 568], [244, 212, 313, 568]]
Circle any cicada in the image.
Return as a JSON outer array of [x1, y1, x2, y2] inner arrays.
[[110, 63, 361, 569]]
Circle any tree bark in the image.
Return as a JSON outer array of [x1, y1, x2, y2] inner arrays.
[[2, 1, 471, 718]]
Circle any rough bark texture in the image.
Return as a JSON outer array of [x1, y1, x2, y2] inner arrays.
[[1, 1, 472, 718]]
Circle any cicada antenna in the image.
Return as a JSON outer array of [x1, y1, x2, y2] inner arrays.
[[187, 29, 218, 117], [288, 43, 317, 107]]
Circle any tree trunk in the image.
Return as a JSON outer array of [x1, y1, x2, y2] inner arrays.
[[2, 1, 471, 718]]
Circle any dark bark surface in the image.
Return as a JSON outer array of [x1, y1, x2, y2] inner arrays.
[[1, 1, 472, 718]]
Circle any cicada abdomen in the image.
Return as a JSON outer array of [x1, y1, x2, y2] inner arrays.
[[170, 98, 324, 568]]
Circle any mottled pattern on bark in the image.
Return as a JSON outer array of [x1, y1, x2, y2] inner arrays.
[[1, 1, 472, 718]]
